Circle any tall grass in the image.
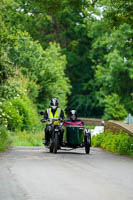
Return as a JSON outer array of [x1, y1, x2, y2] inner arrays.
[[10, 130, 44, 146]]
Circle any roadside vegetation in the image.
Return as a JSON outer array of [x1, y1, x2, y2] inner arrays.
[[92, 132, 133, 157], [0, 127, 10, 152], [10, 131, 44, 147]]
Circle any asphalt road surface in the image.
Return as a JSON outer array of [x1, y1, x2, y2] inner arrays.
[[0, 146, 133, 200]]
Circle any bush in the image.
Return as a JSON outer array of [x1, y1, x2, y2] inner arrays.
[[92, 133, 105, 147], [11, 96, 41, 131], [2, 100, 23, 130], [0, 126, 9, 152], [2, 96, 42, 132], [92, 132, 133, 156], [0, 72, 42, 132]]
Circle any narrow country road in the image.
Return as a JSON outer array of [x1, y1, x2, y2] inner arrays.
[[0, 146, 133, 200]]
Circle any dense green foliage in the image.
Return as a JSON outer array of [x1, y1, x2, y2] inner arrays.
[[7, 32, 71, 109], [0, 126, 10, 152], [84, 0, 133, 119], [1, 0, 133, 150], [0, 72, 41, 131], [92, 132, 133, 156], [103, 94, 128, 120], [0, 0, 71, 150]]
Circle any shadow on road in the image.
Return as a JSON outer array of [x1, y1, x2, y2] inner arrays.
[[42, 148, 89, 155]]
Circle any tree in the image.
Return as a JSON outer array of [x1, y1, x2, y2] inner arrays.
[[7, 32, 71, 110], [0, 11, 14, 84], [103, 93, 128, 120]]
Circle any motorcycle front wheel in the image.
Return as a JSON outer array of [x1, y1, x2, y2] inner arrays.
[[53, 132, 59, 154], [49, 138, 54, 153]]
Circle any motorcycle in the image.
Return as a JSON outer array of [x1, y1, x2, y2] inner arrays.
[[41, 116, 64, 154], [40, 112, 91, 154]]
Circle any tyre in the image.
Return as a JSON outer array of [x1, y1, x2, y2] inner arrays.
[[49, 139, 53, 153], [53, 132, 59, 154], [84, 136, 90, 154]]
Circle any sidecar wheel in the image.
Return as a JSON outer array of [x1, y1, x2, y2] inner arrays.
[[85, 143, 90, 154], [84, 136, 90, 154]]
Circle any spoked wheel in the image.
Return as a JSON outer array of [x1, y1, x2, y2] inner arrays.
[[53, 132, 59, 154], [84, 136, 91, 154]]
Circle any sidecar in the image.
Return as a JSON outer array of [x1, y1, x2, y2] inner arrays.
[[63, 123, 91, 154]]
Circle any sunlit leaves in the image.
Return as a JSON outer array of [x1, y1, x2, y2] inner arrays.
[[103, 93, 128, 120]]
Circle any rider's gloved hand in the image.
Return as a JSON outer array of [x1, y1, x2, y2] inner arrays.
[[60, 118, 66, 122], [41, 119, 47, 123]]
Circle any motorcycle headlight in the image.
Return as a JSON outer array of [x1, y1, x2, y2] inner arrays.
[[53, 121, 60, 125]]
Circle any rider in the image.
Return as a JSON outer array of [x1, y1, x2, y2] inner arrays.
[[41, 98, 65, 146], [64, 110, 84, 126]]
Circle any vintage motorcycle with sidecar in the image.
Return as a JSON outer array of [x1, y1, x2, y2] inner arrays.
[[40, 116, 91, 154]]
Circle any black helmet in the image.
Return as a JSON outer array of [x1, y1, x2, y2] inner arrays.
[[50, 98, 58, 110], [69, 110, 77, 121]]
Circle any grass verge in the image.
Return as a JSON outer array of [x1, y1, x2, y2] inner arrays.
[[10, 130, 44, 146]]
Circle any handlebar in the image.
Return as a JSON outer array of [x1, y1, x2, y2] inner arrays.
[[41, 118, 66, 124], [41, 119, 47, 123]]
